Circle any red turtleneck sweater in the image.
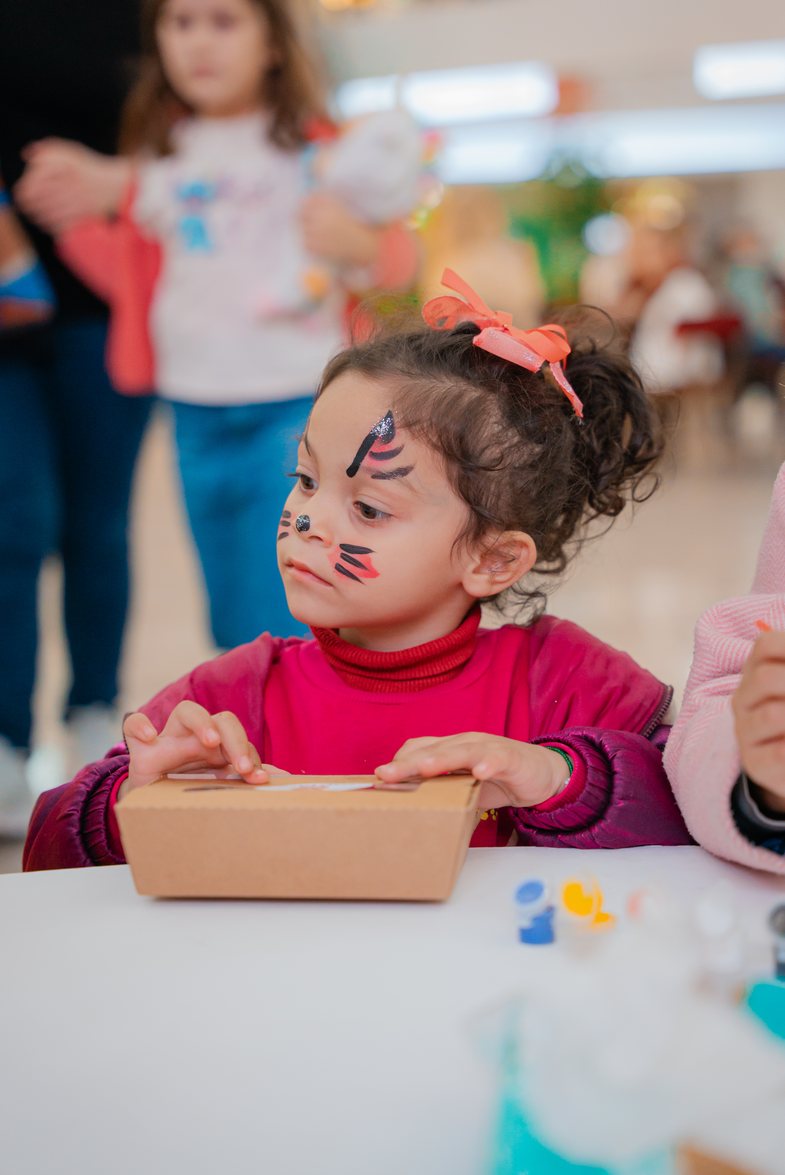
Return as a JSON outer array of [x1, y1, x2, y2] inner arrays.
[[311, 608, 482, 693]]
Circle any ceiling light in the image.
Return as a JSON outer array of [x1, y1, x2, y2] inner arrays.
[[694, 40, 785, 100], [336, 62, 558, 125]]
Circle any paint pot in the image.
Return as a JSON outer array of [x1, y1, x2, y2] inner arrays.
[[514, 879, 555, 945]]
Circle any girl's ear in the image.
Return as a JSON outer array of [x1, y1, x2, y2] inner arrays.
[[461, 531, 537, 600]]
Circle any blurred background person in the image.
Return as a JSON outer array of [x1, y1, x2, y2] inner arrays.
[[0, 0, 152, 832], [616, 223, 724, 396], [24, 0, 419, 655], [718, 221, 785, 411]]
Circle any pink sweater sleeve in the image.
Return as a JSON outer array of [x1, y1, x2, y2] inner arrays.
[[664, 461, 785, 873]]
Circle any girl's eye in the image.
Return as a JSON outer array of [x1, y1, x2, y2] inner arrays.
[[356, 501, 390, 523], [297, 473, 316, 492]]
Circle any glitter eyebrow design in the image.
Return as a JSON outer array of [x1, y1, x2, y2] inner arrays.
[[334, 543, 379, 583], [277, 509, 292, 542], [346, 410, 412, 482]]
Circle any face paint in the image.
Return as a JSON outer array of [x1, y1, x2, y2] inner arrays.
[[346, 410, 411, 479], [333, 542, 379, 584], [371, 464, 414, 481], [295, 514, 311, 533], [277, 509, 292, 542]]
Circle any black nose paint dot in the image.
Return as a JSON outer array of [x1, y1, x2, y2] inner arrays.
[[295, 514, 311, 533]]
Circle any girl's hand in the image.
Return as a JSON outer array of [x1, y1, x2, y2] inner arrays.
[[15, 139, 132, 233], [732, 631, 785, 813], [375, 734, 571, 810], [119, 702, 269, 800], [300, 192, 380, 268]]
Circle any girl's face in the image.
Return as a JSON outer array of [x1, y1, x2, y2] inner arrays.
[[157, 0, 277, 118], [277, 373, 485, 650]]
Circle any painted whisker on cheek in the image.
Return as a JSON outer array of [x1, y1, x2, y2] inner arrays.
[[332, 542, 380, 583], [278, 510, 291, 541], [336, 564, 362, 583]]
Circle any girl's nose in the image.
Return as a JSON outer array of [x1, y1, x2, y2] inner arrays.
[[295, 509, 332, 545]]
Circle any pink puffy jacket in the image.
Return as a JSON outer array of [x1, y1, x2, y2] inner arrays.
[[665, 462, 785, 874]]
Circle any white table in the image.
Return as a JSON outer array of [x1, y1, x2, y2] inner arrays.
[[1, 847, 784, 1175]]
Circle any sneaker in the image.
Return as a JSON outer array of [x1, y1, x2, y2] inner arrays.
[[67, 704, 123, 776], [0, 736, 36, 840], [26, 741, 67, 797]]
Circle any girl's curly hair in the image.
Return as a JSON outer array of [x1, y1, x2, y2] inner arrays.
[[318, 318, 662, 617]]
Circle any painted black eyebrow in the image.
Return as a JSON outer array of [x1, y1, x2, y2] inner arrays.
[[370, 466, 414, 481]]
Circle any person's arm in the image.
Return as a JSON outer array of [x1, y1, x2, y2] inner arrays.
[[730, 774, 785, 855], [15, 139, 131, 234], [23, 635, 280, 871], [23, 749, 133, 870], [300, 193, 420, 294], [664, 461, 785, 873], [512, 725, 691, 848], [375, 722, 689, 848]]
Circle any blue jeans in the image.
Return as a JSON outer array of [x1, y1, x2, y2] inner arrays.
[[170, 396, 312, 646], [0, 319, 153, 749]]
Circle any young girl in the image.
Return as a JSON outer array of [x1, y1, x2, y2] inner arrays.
[[665, 462, 785, 874], [51, 0, 418, 648], [24, 270, 690, 869]]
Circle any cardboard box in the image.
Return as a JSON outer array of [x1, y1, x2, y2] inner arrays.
[[116, 775, 479, 901]]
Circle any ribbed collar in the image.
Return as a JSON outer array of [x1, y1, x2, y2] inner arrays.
[[311, 607, 482, 692]]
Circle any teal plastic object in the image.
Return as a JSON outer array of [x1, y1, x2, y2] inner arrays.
[[745, 981, 785, 1042], [489, 1029, 676, 1175]]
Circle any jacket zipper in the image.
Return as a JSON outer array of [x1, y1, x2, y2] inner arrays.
[[641, 683, 674, 738]]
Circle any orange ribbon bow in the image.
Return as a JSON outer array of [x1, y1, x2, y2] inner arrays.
[[422, 268, 584, 419]]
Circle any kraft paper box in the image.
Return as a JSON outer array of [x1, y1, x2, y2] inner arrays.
[[116, 775, 479, 901]]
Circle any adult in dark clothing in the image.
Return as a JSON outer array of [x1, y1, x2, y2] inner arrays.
[[0, 0, 152, 834]]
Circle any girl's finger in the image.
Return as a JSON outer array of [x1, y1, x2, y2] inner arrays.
[[391, 736, 444, 758], [739, 663, 785, 711], [747, 632, 785, 668], [211, 711, 261, 776], [123, 712, 158, 743], [739, 700, 785, 745], [164, 701, 221, 748], [376, 740, 486, 781]]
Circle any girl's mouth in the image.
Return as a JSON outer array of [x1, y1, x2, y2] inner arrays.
[[285, 560, 332, 587]]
